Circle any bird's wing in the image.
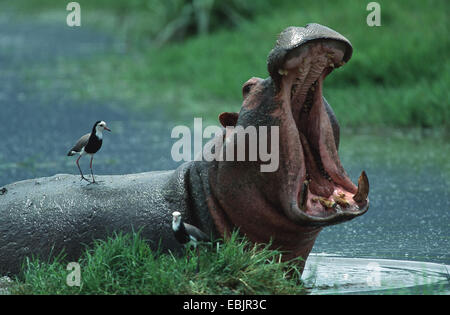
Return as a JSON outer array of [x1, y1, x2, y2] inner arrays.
[[184, 223, 210, 242], [68, 133, 90, 155]]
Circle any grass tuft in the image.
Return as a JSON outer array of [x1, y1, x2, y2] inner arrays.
[[11, 231, 306, 295]]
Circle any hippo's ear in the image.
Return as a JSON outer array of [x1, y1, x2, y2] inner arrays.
[[219, 112, 239, 127]]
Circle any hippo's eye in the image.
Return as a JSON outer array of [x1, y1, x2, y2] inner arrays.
[[242, 83, 255, 99]]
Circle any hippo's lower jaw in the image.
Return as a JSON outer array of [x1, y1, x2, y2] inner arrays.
[[275, 37, 369, 226]]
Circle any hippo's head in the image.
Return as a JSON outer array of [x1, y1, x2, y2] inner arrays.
[[211, 24, 369, 258], [264, 23, 369, 226]]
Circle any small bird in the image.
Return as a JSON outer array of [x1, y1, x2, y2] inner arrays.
[[172, 211, 210, 248], [172, 211, 210, 272], [67, 120, 111, 183]]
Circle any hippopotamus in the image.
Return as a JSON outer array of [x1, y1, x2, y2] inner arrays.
[[0, 23, 369, 275]]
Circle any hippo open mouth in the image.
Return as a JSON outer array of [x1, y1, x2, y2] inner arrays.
[[268, 24, 369, 225]]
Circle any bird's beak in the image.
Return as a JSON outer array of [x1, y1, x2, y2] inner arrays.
[[104, 126, 111, 132]]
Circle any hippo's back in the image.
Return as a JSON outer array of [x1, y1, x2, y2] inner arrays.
[[0, 170, 187, 275]]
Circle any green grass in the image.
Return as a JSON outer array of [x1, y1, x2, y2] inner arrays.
[[10, 231, 306, 295], [8, 0, 449, 127]]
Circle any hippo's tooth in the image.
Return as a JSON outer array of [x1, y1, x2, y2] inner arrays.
[[278, 69, 289, 76], [312, 197, 335, 209], [299, 180, 309, 211], [329, 63, 335, 68], [352, 171, 369, 203], [318, 197, 335, 209], [333, 194, 349, 208]]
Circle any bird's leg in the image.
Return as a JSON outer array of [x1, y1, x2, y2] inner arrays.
[[89, 155, 96, 183], [195, 245, 200, 274], [186, 246, 190, 263], [76, 155, 90, 182]]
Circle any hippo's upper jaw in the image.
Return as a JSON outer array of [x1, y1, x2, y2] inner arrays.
[[267, 24, 369, 226]]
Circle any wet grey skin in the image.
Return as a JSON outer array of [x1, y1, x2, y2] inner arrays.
[[0, 24, 369, 275]]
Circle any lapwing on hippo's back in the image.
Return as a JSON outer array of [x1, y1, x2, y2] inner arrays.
[[67, 120, 111, 183]]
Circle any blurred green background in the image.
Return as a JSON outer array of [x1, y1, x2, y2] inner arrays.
[[5, 0, 449, 128]]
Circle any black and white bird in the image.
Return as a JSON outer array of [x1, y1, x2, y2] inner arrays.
[[172, 211, 210, 248], [172, 211, 210, 272], [67, 120, 111, 183]]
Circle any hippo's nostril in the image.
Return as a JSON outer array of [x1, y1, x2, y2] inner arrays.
[[242, 80, 260, 99], [242, 84, 252, 98]]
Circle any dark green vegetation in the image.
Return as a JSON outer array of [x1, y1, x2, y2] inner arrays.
[[7, 0, 449, 127], [11, 232, 305, 295]]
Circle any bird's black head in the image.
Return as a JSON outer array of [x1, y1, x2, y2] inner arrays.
[[92, 120, 111, 132]]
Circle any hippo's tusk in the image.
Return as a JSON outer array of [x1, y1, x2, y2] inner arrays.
[[352, 171, 369, 203]]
